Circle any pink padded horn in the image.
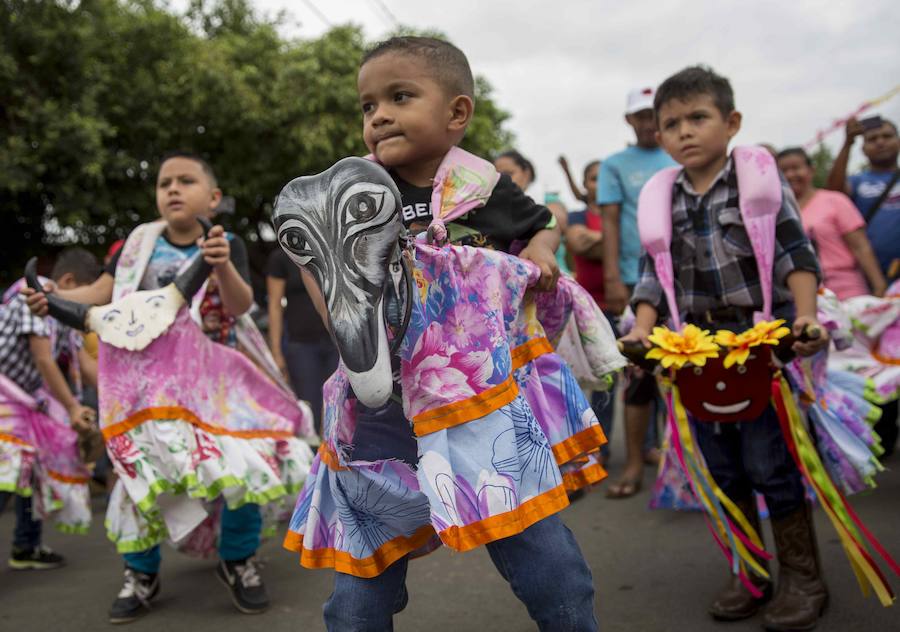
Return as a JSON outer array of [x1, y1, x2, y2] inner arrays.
[[637, 166, 682, 329], [733, 146, 782, 321]]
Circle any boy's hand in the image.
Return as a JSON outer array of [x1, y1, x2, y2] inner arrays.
[[67, 403, 97, 434], [519, 244, 560, 292], [791, 316, 829, 357], [618, 326, 652, 349], [20, 280, 57, 317], [199, 224, 230, 268]]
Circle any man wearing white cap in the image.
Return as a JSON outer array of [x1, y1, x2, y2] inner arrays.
[[597, 86, 675, 498]]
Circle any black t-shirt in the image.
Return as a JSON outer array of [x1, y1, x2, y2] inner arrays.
[[393, 173, 554, 253], [267, 248, 330, 344]]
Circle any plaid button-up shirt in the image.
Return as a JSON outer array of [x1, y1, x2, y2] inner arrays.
[[0, 294, 79, 394], [631, 157, 819, 320]]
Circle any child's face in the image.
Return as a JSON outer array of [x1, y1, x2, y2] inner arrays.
[[494, 156, 532, 190], [156, 157, 221, 229], [358, 53, 461, 173], [777, 154, 814, 199], [656, 94, 741, 172]]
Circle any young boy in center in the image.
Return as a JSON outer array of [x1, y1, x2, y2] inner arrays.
[[24, 153, 270, 623], [309, 36, 599, 630], [620, 66, 829, 630]]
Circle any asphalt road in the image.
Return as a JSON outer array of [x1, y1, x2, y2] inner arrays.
[[2, 433, 898, 631]]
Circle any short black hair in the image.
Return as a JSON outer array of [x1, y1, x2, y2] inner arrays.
[[777, 147, 812, 166], [159, 150, 218, 187], [362, 36, 475, 99], [654, 65, 735, 119], [51, 247, 101, 285], [496, 150, 536, 181], [583, 160, 601, 179]]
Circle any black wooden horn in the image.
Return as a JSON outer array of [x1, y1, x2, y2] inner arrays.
[[24, 258, 90, 332], [174, 217, 215, 301]]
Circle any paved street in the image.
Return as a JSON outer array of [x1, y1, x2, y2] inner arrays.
[[2, 431, 898, 631]]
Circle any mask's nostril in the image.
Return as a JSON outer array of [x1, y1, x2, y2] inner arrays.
[[716, 381, 726, 392]]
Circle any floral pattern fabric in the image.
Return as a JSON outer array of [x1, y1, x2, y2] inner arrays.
[[100, 308, 314, 554], [285, 241, 623, 577], [0, 375, 91, 533]]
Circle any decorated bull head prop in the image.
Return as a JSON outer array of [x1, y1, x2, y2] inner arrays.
[[271, 157, 413, 409], [619, 321, 819, 423], [25, 217, 214, 351]]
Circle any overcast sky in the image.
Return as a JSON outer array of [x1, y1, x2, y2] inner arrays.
[[253, 0, 900, 208]]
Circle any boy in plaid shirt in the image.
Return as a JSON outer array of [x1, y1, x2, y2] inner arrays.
[[621, 66, 830, 631], [0, 248, 99, 570]]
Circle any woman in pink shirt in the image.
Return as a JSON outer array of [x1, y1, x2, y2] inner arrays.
[[778, 147, 886, 299]]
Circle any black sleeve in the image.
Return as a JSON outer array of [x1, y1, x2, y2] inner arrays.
[[475, 174, 554, 246], [228, 234, 251, 284], [105, 248, 123, 277], [266, 248, 289, 279]]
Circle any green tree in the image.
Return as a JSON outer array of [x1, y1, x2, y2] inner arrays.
[[809, 143, 834, 189], [0, 0, 513, 284]]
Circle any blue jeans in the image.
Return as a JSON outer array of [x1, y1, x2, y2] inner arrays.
[[123, 503, 261, 574], [692, 405, 805, 519], [282, 337, 339, 434], [0, 493, 42, 551], [323, 513, 598, 631]]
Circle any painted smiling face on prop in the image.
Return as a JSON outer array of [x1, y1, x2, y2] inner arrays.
[[24, 219, 213, 351], [642, 320, 792, 423], [271, 157, 406, 408]]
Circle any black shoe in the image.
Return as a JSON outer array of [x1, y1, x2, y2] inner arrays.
[[109, 568, 160, 624], [217, 558, 269, 614], [8, 545, 66, 570]]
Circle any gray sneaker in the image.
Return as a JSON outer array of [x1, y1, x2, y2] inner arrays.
[[109, 567, 160, 624], [217, 558, 269, 614]]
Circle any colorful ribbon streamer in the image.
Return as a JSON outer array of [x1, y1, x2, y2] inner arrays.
[[804, 84, 900, 149]]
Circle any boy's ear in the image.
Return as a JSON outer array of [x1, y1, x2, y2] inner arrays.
[[726, 110, 742, 139], [55, 272, 78, 290], [208, 187, 223, 212], [448, 95, 475, 132]]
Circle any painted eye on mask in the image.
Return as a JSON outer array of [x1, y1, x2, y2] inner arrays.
[[103, 309, 121, 324], [344, 191, 384, 224], [280, 229, 309, 255]]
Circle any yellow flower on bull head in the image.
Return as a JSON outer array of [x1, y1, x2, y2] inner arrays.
[[646, 324, 720, 369], [714, 319, 790, 368]]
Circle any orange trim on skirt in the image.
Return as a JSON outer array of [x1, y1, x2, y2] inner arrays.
[[551, 425, 607, 466], [283, 525, 437, 579], [438, 484, 569, 553], [102, 406, 295, 441]]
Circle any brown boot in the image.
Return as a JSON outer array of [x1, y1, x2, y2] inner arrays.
[[762, 504, 828, 631], [708, 497, 772, 621]]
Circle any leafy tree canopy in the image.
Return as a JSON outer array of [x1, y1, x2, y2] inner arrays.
[[0, 0, 513, 283]]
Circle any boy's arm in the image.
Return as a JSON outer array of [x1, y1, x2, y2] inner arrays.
[[843, 229, 887, 296], [519, 224, 562, 292], [22, 273, 115, 317], [619, 302, 658, 348], [78, 347, 97, 388], [29, 336, 94, 431], [825, 118, 864, 195], [203, 226, 253, 316], [600, 202, 628, 307], [786, 270, 829, 355]]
